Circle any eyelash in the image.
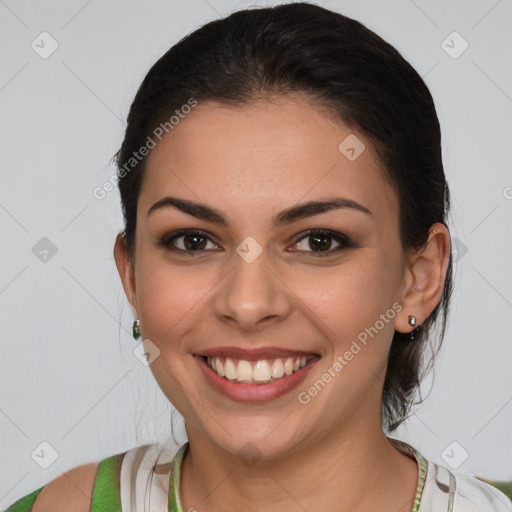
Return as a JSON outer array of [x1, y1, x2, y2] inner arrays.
[[155, 229, 354, 257]]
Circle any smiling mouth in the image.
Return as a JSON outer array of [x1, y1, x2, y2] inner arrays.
[[203, 355, 316, 385]]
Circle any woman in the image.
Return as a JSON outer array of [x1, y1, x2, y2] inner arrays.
[[5, 2, 511, 511]]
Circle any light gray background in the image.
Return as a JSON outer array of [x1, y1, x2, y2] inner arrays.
[[1, 0, 511, 507]]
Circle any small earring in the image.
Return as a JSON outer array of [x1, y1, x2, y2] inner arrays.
[[408, 315, 418, 341], [133, 319, 141, 340]]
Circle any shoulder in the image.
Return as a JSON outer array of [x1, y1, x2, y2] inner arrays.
[[452, 472, 512, 512], [390, 439, 512, 512], [6, 447, 129, 512], [421, 456, 512, 512], [4, 440, 185, 512], [30, 460, 101, 512], [30, 441, 179, 512]]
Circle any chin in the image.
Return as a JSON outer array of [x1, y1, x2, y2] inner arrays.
[[197, 420, 307, 463]]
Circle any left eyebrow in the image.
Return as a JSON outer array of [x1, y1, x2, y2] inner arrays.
[[147, 196, 374, 228]]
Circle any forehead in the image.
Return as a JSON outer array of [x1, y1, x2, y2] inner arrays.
[[139, 96, 398, 227]]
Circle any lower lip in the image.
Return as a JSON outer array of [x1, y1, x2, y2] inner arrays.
[[195, 355, 319, 402]]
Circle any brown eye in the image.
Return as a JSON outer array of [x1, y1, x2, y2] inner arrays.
[[291, 230, 353, 256], [156, 230, 219, 252]]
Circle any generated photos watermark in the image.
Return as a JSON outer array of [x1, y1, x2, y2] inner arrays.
[[298, 301, 403, 405], [93, 97, 198, 200]]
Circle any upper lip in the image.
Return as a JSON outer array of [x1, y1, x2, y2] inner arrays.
[[197, 346, 319, 361]]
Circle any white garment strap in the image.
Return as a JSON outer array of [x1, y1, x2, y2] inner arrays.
[[119, 442, 182, 512], [147, 442, 181, 512], [418, 460, 455, 512], [120, 444, 151, 512]]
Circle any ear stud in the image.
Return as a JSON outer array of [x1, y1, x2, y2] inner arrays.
[[408, 315, 418, 341], [133, 319, 141, 340]]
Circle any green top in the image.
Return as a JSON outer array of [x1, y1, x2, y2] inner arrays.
[[2, 488, 43, 512], [4, 453, 123, 512]]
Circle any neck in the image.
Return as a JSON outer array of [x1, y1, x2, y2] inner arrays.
[[179, 421, 418, 512]]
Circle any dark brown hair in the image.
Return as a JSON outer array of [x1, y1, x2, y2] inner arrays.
[[115, 1, 453, 432]]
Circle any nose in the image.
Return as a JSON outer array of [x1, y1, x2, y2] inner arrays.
[[213, 247, 293, 331]]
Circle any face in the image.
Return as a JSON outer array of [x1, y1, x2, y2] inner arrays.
[[117, 95, 411, 459]]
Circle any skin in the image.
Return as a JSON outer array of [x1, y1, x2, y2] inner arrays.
[[114, 93, 451, 512]]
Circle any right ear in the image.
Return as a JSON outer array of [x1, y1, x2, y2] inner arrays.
[[113, 232, 138, 318]]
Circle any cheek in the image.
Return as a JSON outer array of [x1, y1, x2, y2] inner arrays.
[[297, 257, 392, 326], [133, 256, 212, 415], [134, 254, 214, 352], [291, 258, 398, 372]]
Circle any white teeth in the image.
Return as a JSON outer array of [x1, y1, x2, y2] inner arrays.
[[252, 360, 271, 382], [215, 357, 224, 377], [236, 360, 253, 382], [225, 358, 237, 380], [206, 355, 313, 384], [271, 359, 285, 378]]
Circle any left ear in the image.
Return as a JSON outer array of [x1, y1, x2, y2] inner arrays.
[[395, 222, 451, 334]]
